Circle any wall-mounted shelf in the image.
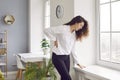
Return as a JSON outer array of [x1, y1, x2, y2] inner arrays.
[[3, 15, 15, 25], [0, 31, 7, 77]]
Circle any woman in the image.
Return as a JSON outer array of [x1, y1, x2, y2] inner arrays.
[[44, 15, 89, 80]]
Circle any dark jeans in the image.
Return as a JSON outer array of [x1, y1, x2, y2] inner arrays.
[[52, 52, 71, 80]]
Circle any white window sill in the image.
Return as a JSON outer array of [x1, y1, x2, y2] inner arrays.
[[74, 64, 120, 80]]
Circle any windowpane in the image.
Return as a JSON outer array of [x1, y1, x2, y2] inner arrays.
[[100, 33, 111, 61], [45, 17, 50, 28], [100, 4, 110, 32], [111, 0, 120, 1], [111, 33, 120, 63], [99, 0, 120, 65], [44, 0, 50, 29], [100, 0, 110, 4], [45, 1, 50, 16], [111, 0, 115, 1], [111, 1, 120, 31]]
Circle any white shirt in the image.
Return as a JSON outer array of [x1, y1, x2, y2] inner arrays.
[[44, 25, 79, 64]]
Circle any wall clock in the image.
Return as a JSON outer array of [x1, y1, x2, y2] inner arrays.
[[56, 5, 64, 19]]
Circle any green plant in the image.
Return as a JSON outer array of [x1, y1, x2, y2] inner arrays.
[[0, 70, 4, 80], [24, 59, 57, 80], [41, 38, 50, 49]]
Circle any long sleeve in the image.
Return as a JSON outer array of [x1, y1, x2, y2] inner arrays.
[[71, 44, 80, 64], [44, 25, 65, 41], [44, 28, 56, 41]]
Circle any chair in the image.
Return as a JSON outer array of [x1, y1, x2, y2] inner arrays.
[[15, 54, 25, 80]]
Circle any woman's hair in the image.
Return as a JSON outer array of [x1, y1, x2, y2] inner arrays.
[[64, 16, 89, 41]]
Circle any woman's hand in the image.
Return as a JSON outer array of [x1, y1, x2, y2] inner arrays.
[[77, 64, 86, 69], [54, 40, 58, 48]]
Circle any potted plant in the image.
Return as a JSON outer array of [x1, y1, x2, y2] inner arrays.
[[41, 38, 50, 54], [0, 70, 4, 80], [24, 59, 57, 80]]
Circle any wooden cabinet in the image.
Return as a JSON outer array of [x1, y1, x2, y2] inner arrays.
[[0, 31, 7, 77]]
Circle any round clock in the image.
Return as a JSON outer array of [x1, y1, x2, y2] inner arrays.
[[56, 5, 64, 19]]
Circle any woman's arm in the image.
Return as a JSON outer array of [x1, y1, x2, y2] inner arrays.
[[54, 40, 58, 48], [71, 44, 85, 69], [44, 28, 56, 41], [44, 26, 63, 41], [77, 64, 86, 69]]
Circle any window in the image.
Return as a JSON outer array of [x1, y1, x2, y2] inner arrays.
[[98, 0, 120, 65], [44, 0, 50, 42], [44, 0, 50, 29]]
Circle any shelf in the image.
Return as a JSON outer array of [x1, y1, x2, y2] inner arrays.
[[0, 30, 7, 76], [2, 72, 7, 75], [0, 63, 6, 66], [0, 54, 6, 56], [0, 43, 7, 45], [0, 32, 6, 34], [0, 48, 6, 55]]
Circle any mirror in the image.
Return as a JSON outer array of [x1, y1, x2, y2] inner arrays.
[[4, 15, 15, 25]]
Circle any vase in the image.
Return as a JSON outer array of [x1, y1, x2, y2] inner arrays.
[[43, 48, 50, 55], [41, 76, 51, 80]]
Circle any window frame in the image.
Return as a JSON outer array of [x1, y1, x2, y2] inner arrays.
[[96, 0, 120, 70], [44, 0, 50, 29]]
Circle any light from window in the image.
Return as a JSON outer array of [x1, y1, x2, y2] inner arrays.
[[100, 0, 110, 4], [45, 0, 50, 17], [111, 33, 120, 63], [44, 0, 50, 40], [100, 4, 110, 32], [111, 1, 120, 31], [100, 33, 110, 61], [44, 0, 50, 28], [99, 0, 120, 64]]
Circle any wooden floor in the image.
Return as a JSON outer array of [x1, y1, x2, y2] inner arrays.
[[4, 71, 20, 80]]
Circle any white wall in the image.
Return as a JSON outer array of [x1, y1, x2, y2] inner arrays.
[[73, 0, 96, 79], [29, 0, 44, 52], [74, 0, 96, 78], [74, 0, 96, 66]]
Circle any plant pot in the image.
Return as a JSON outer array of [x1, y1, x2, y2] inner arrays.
[[43, 49, 50, 55], [41, 76, 51, 80]]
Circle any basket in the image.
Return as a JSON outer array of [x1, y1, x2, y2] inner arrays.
[[0, 48, 6, 55]]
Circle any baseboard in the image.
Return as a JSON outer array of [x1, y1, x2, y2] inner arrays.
[[7, 71, 17, 75], [4, 71, 17, 80]]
